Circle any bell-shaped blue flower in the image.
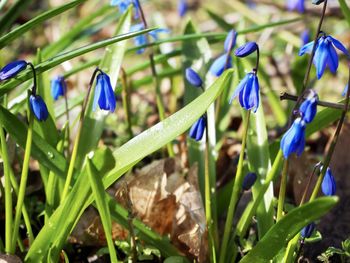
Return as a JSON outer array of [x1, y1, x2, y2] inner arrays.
[[242, 172, 257, 191], [299, 34, 350, 79], [224, 30, 237, 53], [178, 0, 187, 17], [51, 75, 66, 101], [29, 94, 49, 121], [321, 167, 336, 196], [130, 24, 169, 54], [209, 54, 232, 77], [110, 0, 139, 19], [235, 42, 258, 58], [300, 29, 310, 46], [229, 72, 260, 112], [301, 222, 316, 238], [286, 0, 305, 13], [93, 72, 116, 112], [299, 89, 318, 123], [0, 60, 27, 81], [280, 118, 306, 158], [185, 68, 202, 88], [189, 115, 206, 141]]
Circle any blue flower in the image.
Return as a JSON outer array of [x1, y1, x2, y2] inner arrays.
[[93, 72, 116, 112], [342, 84, 348, 96], [209, 30, 237, 77], [189, 115, 206, 141], [280, 118, 306, 158], [0, 60, 27, 81], [301, 223, 316, 238], [185, 68, 202, 88], [51, 75, 66, 101], [242, 172, 257, 191], [300, 29, 310, 46], [130, 24, 169, 54], [229, 72, 260, 112], [286, 0, 305, 13], [178, 0, 187, 17], [235, 42, 258, 58], [29, 94, 49, 121], [224, 30, 237, 53], [110, 0, 139, 18], [299, 34, 350, 79], [299, 89, 318, 123], [321, 167, 336, 196]]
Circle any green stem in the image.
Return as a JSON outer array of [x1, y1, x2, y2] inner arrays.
[[277, 160, 289, 221], [121, 68, 133, 139], [204, 116, 216, 262], [61, 68, 99, 202], [11, 110, 34, 253], [219, 110, 251, 263], [0, 126, 12, 253]]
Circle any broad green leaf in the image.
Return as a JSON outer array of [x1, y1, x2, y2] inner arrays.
[[75, 7, 132, 167], [25, 70, 233, 262], [0, 0, 87, 49], [239, 196, 339, 263], [0, 27, 154, 96], [87, 158, 118, 263]]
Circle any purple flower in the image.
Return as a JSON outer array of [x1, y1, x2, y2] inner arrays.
[[229, 72, 260, 112], [51, 75, 67, 100], [29, 94, 49, 121], [286, 0, 305, 13], [280, 118, 306, 158], [93, 72, 116, 112], [0, 60, 27, 81], [299, 34, 350, 79]]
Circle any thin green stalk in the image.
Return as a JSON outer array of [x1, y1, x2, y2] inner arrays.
[[61, 68, 99, 202], [277, 160, 289, 221], [11, 111, 34, 253], [134, 0, 174, 157], [64, 91, 70, 157], [219, 110, 251, 263], [0, 126, 12, 253], [121, 68, 133, 139], [204, 117, 216, 262]]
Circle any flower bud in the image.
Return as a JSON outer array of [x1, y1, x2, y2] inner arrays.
[[301, 222, 316, 238], [235, 42, 258, 58], [0, 60, 27, 81], [29, 94, 49, 121], [242, 172, 257, 191], [185, 68, 202, 87]]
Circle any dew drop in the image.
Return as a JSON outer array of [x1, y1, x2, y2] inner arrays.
[[47, 152, 54, 159]]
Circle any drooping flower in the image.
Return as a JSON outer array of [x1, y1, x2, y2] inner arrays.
[[299, 89, 318, 123], [51, 75, 66, 101], [130, 24, 169, 54], [189, 115, 206, 141], [185, 68, 202, 88], [300, 29, 310, 46], [235, 42, 258, 58], [299, 34, 350, 79], [29, 94, 49, 121], [321, 167, 336, 196], [280, 118, 306, 158], [178, 0, 187, 17], [242, 172, 257, 191], [301, 223, 316, 238], [93, 72, 116, 112], [286, 0, 305, 13], [0, 60, 27, 81], [229, 72, 260, 112], [110, 0, 139, 18], [209, 30, 237, 77]]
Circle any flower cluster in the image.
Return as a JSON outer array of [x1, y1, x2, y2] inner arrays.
[[280, 90, 318, 158]]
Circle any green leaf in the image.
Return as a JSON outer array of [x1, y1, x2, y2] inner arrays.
[[338, 0, 350, 29], [25, 70, 233, 262], [205, 9, 233, 31], [0, 27, 155, 97], [239, 197, 339, 263], [86, 158, 118, 263], [0, 0, 87, 49]]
